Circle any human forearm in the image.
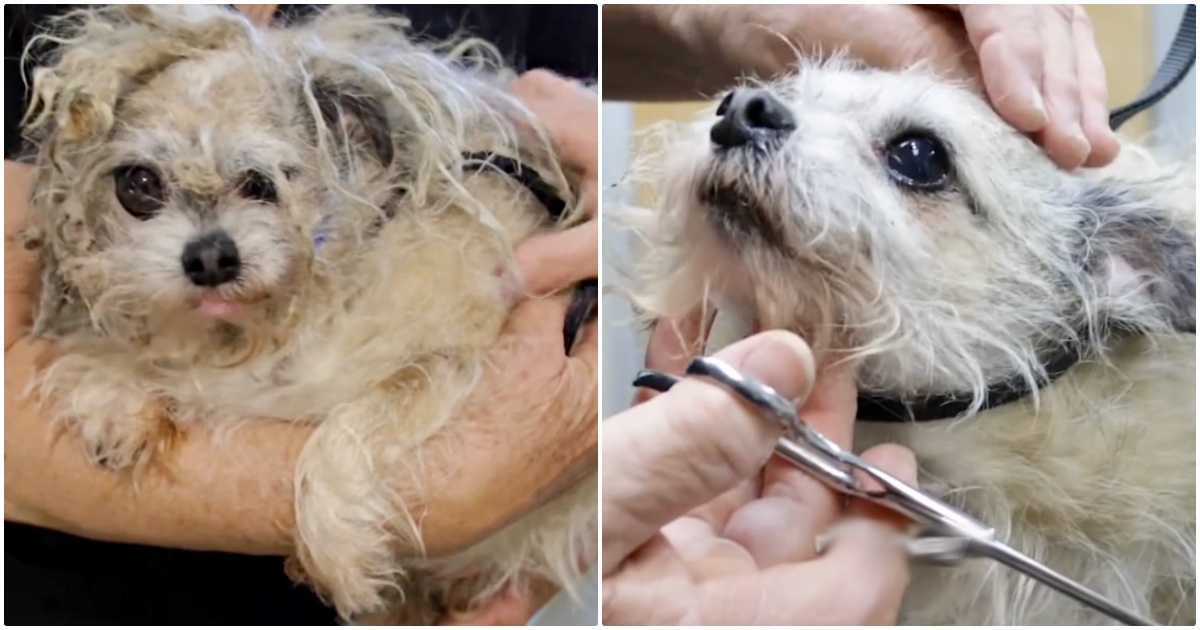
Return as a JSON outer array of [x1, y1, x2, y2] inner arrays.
[[3, 317, 597, 558], [6, 161, 38, 350], [602, 5, 973, 101], [5, 336, 306, 554]]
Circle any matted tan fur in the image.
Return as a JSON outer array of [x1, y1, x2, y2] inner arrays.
[[19, 5, 596, 623], [614, 57, 1195, 625]]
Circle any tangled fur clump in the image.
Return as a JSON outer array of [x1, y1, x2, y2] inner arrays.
[[20, 4, 595, 623], [612, 55, 1195, 625]]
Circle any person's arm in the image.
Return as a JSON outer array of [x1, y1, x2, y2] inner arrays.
[[5, 163, 598, 558], [601, 4, 973, 102], [5, 318, 595, 557]]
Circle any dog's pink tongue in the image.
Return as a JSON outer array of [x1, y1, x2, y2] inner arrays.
[[196, 296, 243, 319]]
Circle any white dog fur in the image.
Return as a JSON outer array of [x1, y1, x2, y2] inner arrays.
[[19, 5, 596, 624], [615, 57, 1195, 625]]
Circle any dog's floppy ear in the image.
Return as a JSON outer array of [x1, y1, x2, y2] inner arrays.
[[1077, 183, 1196, 334], [305, 76, 395, 167]]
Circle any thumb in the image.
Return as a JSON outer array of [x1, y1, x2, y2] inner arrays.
[[602, 330, 816, 574]]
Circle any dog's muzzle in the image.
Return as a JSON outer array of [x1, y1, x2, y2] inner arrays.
[[710, 88, 795, 149]]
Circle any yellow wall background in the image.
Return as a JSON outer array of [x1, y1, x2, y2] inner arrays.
[[630, 5, 1154, 136]]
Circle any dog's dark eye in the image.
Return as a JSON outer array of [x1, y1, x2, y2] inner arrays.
[[884, 132, 951, 192], [114, 165, 165, 220], [239, 171, 278, 203]]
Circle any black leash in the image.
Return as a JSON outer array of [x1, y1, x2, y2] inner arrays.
[[1110, 4, 1196, 131], [460, 151, 597, 354]]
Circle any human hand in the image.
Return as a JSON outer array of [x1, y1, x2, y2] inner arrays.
[[438, 70, 601, 624], [946, 4, 1120, 169], [603, 330, 917, 625], [507, 69, 598, 296], [875, 4, 1119, 169]]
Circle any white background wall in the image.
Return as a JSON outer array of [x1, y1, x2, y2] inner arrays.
[[1151, 4, 1196, 146], [600, 102, 640, 419]]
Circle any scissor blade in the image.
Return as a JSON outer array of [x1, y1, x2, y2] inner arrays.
[[972, 538, 1159, 626]]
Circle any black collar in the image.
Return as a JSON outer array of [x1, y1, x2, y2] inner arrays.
[[461, 151, 568, 220], [855, 331, 1093, 423]]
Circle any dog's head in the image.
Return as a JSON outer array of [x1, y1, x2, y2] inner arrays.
[[22, 5, 561, 356], [626, 58, 1195, 405]]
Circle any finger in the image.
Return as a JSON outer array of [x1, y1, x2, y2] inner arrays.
[[601, 534, 695, 626], [508, 70, 599, 174], [658, 515, 759, 581], [437, 578, 559, 625], [633, 307, 717, 405], [1038, 6, 1091, 169], [235, 4, 277, 27], [771, 518, 911, 625], [1072, 6, 1120, 167], [602, 331, 817, 575], [845, 443, 920, 527], [805, 446, 919, 625], [722, 359, 858, 566], [512, 220, 598, 296], [960, 6, 1049, 132]]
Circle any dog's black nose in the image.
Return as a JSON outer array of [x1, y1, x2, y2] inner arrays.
[[181, 231, 241, 287], [710, 89, 796, 148]]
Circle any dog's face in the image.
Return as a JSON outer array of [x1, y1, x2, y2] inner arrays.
[[55, 50, 319, 328], [635, 60, 1194, 402]]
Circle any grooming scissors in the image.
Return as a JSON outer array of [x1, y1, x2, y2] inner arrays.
[[633, 357, 1160, 626]]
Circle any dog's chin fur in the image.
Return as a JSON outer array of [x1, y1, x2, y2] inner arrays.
[[614, 56, 1195, 625], [21, 5, 595, 623]]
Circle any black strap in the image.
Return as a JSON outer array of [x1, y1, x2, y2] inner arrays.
[[855, 332, 1092, 423], [461, 152, 569, 220], [1110, 5, 1196, 131]]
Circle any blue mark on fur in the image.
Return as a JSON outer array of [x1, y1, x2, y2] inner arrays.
[[313, 216, 334, 248]]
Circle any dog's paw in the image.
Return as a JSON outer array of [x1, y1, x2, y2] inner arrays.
[[81, 423, 153, 470], [75, 403, 176, 471]]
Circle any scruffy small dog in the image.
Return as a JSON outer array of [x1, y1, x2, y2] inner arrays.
[[618, 58, 1195, 625], [20, 5, 596, 624]]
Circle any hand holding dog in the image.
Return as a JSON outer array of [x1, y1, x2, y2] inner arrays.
[[603, 331, 918, 625], [508, 70, 599, 296], [942, 4, 1121, 169]]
